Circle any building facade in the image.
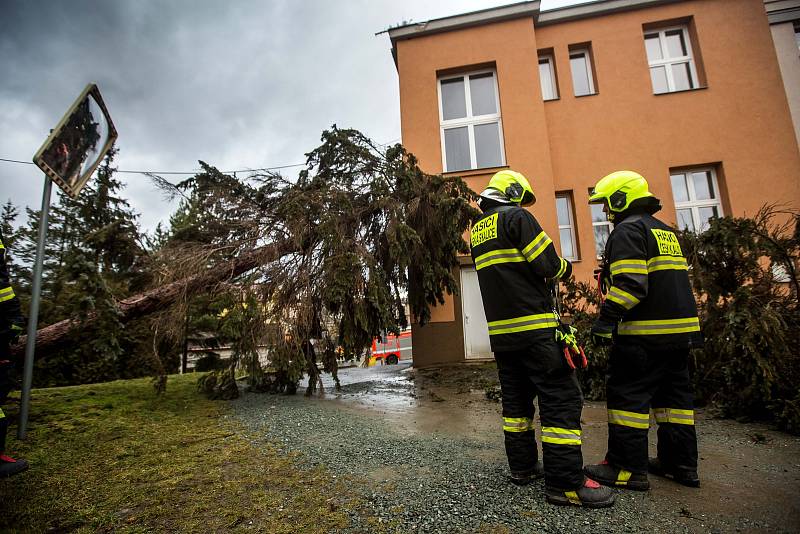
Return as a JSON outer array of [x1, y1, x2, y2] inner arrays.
[[387, 0, 800, 367]]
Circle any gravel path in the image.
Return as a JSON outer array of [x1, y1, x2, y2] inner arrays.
[[232, 364, 799, 533]]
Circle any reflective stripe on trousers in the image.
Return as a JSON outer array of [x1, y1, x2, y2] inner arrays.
[[541, 426, 581, 445], [653, 407, 694, 425], [608, 409, 649, 429], [503, 416, 532, 432]]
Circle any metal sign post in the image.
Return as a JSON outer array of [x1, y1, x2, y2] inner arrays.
[[17, 83, 117, 439], [17, 177, 52, 439]]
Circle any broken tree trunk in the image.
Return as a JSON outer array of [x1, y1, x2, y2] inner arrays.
[[9, 240, 294, 360]]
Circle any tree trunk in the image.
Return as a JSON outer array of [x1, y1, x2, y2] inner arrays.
[[10, 240, 294, 360]]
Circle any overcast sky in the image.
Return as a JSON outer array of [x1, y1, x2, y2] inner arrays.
[[0, 0, 587, 233]]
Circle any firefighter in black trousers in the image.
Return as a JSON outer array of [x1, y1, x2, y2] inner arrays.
[[470, 170, 614, 508], [584, 170, 701, 490], [0, 228, 27, 478]]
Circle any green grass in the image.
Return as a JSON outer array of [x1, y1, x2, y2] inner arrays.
[[0, 374, 354, 532]]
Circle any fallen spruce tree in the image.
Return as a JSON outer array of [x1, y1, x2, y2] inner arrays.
[[9, 241, 294, 359], [15, 126, 478, 396]]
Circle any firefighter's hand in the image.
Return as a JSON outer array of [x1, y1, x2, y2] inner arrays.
[[555, 325, 580, 352], [10, 323, 24, 343], [590, 322, 613, 347]]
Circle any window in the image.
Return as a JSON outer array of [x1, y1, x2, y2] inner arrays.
[[556, 193, 578, 260], [670, 168, 723, 233], [644, 26, 698, 94], [438, 70, 505, 172], [569, 48, 595, 96], [795, 21, 800, 52], [589, 197, 612, 259], [538, 54, 558, 101]]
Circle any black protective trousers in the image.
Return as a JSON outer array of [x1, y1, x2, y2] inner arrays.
[[606, 342, 698, 474], [495, 337, 584, 490], [0, 334, 14, 454], [0, 361, 11, 453]]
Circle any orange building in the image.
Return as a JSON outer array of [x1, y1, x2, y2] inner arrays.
[[386, 0, 800, 367]]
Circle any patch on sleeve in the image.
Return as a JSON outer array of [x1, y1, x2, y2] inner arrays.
[[471, 213, 499, 248], [651, 229, 683, 256]]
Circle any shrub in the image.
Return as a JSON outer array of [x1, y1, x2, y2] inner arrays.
[[197, 368, 239, 400], [680, 206, 800, 433]]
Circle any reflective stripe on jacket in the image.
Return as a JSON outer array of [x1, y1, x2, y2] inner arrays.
[[470, 205, 566, 352], [0, 229, 23, 337]]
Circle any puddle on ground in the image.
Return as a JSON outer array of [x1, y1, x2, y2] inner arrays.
[[297, 362, 500, 439]]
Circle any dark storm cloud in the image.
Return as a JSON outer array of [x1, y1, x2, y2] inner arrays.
[[0, 0, 513, 231]]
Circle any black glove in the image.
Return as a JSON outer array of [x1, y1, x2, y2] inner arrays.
[[9, 323, 24, 343], [590, 321, 614, 347]]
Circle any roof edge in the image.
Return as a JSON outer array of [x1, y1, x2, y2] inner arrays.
[[764, 0, 800, 24], [537, 0, 687, 26], [386, 0, 695, 45], [387, 1, 540, 43]]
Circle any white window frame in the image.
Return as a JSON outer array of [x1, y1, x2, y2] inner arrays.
[[670, 167, 724, 233], [538, 54, 559, 101], [556, 193, 579, 261], [794, 21, 800, 52], [589, 197, 613, 260], [569, 48, 595, 96], [644, 25, 699, 94], [438, 69, 506, 173]]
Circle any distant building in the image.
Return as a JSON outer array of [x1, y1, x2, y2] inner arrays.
[[386, 0, 800, 367]]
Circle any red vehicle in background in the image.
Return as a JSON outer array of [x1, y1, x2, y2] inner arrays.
[[369, 329, 412, 365]]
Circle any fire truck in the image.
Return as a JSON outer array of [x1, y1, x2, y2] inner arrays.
[[369, 329, 412, 365]]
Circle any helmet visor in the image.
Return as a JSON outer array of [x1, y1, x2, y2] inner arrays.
[[588, 189, 606, 204]]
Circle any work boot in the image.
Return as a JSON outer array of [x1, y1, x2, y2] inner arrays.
[[545, 477, 616, 508], [584, 459, 649, 491], [648, 457, 700, 488], [0, 454, 28, 478], [509, 460, 544, 486]]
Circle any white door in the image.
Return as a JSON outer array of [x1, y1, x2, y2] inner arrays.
[[461, 267, 493, 360]]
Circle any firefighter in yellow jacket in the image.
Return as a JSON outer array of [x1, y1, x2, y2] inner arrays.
[[584, 171, 701, 490], [470, 170, 614, 508]]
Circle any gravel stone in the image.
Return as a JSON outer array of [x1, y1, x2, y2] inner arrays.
[[231, 364, 792, 533]]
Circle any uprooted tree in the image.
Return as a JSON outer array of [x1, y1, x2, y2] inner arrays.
[[14, 126, 478, 396]]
